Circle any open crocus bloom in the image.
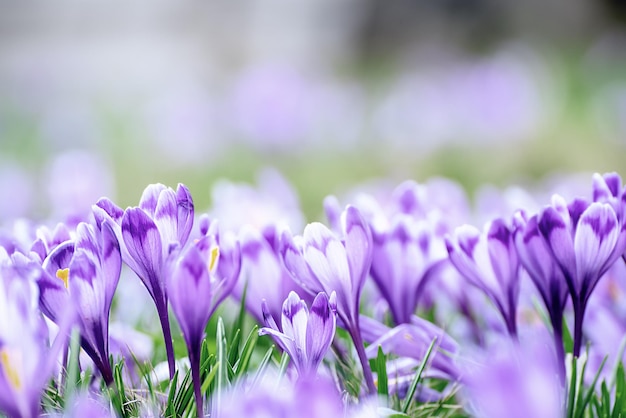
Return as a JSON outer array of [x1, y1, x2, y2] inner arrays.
[[260, 291, 337, 378]]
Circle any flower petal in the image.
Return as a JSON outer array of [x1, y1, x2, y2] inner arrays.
[[281, 291, 309, 360], [154, 188, 178, 253], [487, 219, 518, 292], [121, 207, 163, 300], [138, 184, 167, 216], [176, 184, 194, 245], [168, 244, 212, 349], [280, 230, 321, 294], [306, 292, 336, 371], [39, 241, 74, 322], [538, 206, 576, 286], [98, 220, 122, 305], [574, 203, 619, 292], [342, 205, 373, 294]]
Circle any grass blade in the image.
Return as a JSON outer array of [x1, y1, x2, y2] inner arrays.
[[577, 356, 606, 418], [567, 356, 578, 418], [375, 345, 389, 400], [215, 317, 229, 414], [402, 338, 437, 414], [277, 351, 290, 385], [164, 370, 179, 418], [234, 325, 259, 377], [251, 345, 274, 389], [64, 327, 81, 400]]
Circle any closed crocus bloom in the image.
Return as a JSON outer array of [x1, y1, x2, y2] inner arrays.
[[513, 211, 569, 381], [537, 194, 626, 356], [592, 172, 626, 220], [235, 224, 307, 324], [260, 291, 337, 379], [37, 220, 122, 385], [370, 215, 448, 325], [93, 183, 194, 379], [446, 218, 520, 337], [282, 206, 371, 332], [167, 232, 241, 417], [281, 205, 377, 394]]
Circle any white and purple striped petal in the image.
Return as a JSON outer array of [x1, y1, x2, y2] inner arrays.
[[168, 244, 213, 349], [342, 206, 373, 298], [259, 291, 337, 378], [447, 219, 520, 336], [306, 292, 337, 371], [371, 216, 447, 324], [121, 207, 163, 301], [574, 203, 619, 291], [236, 225, 305, 323]]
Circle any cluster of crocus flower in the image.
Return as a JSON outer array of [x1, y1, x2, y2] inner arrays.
[[1, 170, 626, 417]]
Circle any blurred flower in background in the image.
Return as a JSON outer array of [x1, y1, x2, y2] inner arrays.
[[0, 0, 625, 221]]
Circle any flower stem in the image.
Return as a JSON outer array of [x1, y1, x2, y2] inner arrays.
[[572, 300, 586, 358], [157, 305, 176, 380], [550, 312, 566, 385], [349, 325, 377, 395], [189, 345, 203, 418]]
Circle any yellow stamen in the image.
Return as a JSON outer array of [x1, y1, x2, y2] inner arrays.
[[0, 350, 21, 390], [208, 247, 220, 273], [404, 332, 414, 342], [56, 268, 69, 289]]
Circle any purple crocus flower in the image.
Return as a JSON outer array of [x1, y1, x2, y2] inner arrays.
[[260, 291, 337, 379], [93, 183, 194, 379], [29, 222, 73, 263], [513, 211, 569, 380], [213, 372, 345, 418], [537, 194, 626, 356], [234, 224, 308, 324], [167, 233, 241, 416], [362, 315, 458, 381], [446, 218, 520, 337], [370, 215, 448, 325], [592, 172, 625, 220], [0, 251, 73, 418], [281, 205, 377, 394], [62, 392, 113, 418], [37, 220, 122, 385], [462, 334, 563, 418]]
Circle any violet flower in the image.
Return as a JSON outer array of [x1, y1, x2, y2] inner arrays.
[[462, 334, 563, 418], [370, 216, 448, 325], [362, 315, 458, 381], [446, 218, 520, 337], [235, 224, 308, 324], [513, 211, 569, 381], [167, 233, 241, 417], [94, 183, 194, 379], [213, 372, 344, 418], [281, 205, 377, 394], [29, 222, 73, 263], [592, 172, 625, 220], [0, 251, 73, 418], [37, 220, 122, 385], [260, 291, 337, 379], [537, 194, 626, 356]]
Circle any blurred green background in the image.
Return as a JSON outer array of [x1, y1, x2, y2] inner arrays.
[[1, 0, 626, 222]]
